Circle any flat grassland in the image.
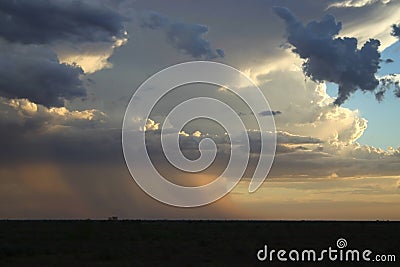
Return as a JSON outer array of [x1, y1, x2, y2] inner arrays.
[[0, 220, 398, 266]]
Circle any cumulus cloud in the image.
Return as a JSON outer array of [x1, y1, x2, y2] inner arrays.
[[140, 11, 224, 59], [323, 141, 394, 159], [0, 0, 127, 44], [259, 69, 368, 146], [248, 66, 400, 176], [0, 43, 85, 107], [0, 97, 120, 163], [3, 98, 106, 132], [257, 68, 400, 177], [273, 6, 399, 105], [144, 118, 160, 132], [192, 130, 202, 138]]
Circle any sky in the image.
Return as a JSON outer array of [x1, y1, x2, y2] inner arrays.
[[1, 0, 400, 220], [337, 41, 400, 148]]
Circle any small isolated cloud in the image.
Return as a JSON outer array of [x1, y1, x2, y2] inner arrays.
[[273, 7, 399, 105], [259, 110, 282, 116], [179, 131, 190, 137], [144, 118, 160, 132], [192, 130, 202, 138], [140, 11, 224, 60]]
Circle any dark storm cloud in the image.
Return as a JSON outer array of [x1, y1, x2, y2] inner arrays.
[[140, 11, 224, 59], [259, 110, 282, 116], [0, 44, 85, 107], [0, 0, 127, 44], [273, 6, 390, 105], [0, 127, 123, 164], [391, 24, 400, 38], [0, 0, 129, 107]]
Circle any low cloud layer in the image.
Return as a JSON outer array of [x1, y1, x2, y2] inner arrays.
[[273, 6, 398, 105], [141, 116, 400, 180], [140, 11, 224, 59]]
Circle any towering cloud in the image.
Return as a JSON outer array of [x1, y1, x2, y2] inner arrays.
[[273, 7, 397, 105], [140, 11, 224, 59]]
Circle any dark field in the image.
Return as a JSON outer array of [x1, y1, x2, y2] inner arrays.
[[0, 220, 399, 266]]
